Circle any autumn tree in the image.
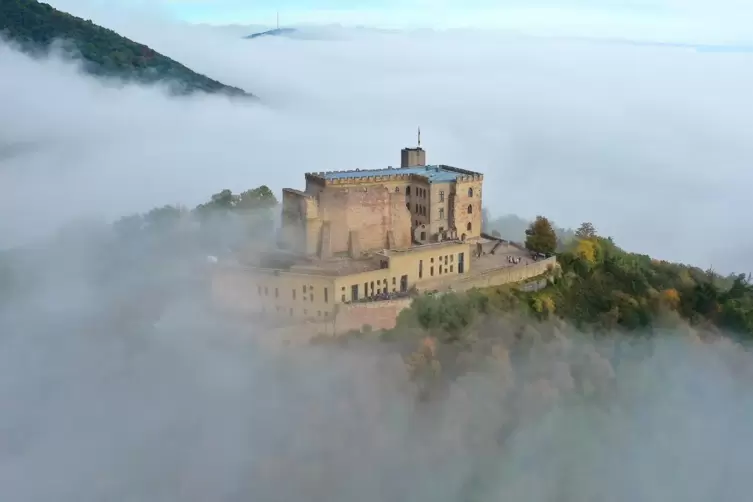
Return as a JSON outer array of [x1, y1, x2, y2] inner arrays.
[[525, 216, 557, 255], [575, 222, 597, 239], [574, 238, 598, 264]]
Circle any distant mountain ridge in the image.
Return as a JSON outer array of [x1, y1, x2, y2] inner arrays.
[[244, 28, 298, 39], [1, 0, 254, 97]]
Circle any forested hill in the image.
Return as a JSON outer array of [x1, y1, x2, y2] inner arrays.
[[1, 0, 253, 97]]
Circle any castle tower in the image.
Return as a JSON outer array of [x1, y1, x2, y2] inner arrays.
[[401, 128, 425, 167]]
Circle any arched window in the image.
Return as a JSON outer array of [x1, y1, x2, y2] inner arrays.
[[467, 204, 473, 214], [467, 222, 472, 231], [468, 187, 474, 197], [406, 186, 411, 196]]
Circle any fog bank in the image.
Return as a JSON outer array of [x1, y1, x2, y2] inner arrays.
[[2, 20, 751, 271]]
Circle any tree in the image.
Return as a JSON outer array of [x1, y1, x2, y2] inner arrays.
[[525, 216, 557, 255], [575, 238, 598, 264], [237, 185, 278, 211], [575, 222, 597, 239]]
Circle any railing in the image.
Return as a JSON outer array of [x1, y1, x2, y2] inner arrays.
[[345, 290, 412, 304]]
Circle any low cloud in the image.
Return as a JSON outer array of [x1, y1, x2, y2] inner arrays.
[[2, 17, 751, 271], [3, 278, 753, 501]]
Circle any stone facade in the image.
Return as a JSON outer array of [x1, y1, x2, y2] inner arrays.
[[213, 240, 472, 322], [279, 146, 484, 256]]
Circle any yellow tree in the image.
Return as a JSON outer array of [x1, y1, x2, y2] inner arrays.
[[575, 238, 598, 265], [661, 288, 681, 310]]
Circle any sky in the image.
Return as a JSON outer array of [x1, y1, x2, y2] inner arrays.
[[44, 0, 753, 43], [1, 0, 752, 273]]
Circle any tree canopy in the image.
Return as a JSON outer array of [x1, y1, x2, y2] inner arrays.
[[525, 216, 557, 255], [1, 0, 253, 97]]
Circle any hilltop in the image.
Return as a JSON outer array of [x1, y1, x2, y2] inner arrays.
[[244, 28, 298, 39], [0, 0, 254, 97]]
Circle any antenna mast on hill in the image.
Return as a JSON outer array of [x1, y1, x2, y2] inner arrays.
[[417, 127, 421, 148]]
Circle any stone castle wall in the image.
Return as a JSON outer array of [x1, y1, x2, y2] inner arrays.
[[212, 257, 557, 337], [319, 186, 411, 254], [417, 256, 557, 294], [330, 298, 413, 333]]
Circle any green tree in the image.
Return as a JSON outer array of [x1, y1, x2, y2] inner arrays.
[[237, 185, 277, 211], [525, 216, 557, 255], [575, 222, 597, 239]]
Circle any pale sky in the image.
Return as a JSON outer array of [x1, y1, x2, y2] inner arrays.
[[47, 0, 753, 44]]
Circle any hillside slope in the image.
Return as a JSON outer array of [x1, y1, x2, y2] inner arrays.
[[0, 0, 253, 97]]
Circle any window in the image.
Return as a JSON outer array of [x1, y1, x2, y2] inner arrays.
[[439, 266, 443, 275], [395, 187, 400, 193], [392, 277, 396, 285], [351, 284, 359, 301], [467, 222, 472, 231], [430, 266, 434, 276], [303, 285, 307, 293], [407, 203, 411, 211], [419, 259, 423, 279], [467, 204, 473, 214], [342, 294, 346, 302], [324, 288, 328, 303], [420, 231, 426, 240], [415, 204, 419, 212], [310, 292, 314, 302], [406, 186, 411, 196], [439, 208, 445, 219], [445, 256, 448, 265], [450, 255, 454, 262], [377, 280, 381, 285], [468, 187, 474, 197], [450, 265, 454, 272], [439, 190, 445, 202]]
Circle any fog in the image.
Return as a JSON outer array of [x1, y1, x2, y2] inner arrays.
[[3, 243, 753, 501], [1, 14, 751, 271], [2, 8, 753, 501]]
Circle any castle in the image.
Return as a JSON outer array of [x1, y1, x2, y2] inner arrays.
[[212, 140, 556, 333]]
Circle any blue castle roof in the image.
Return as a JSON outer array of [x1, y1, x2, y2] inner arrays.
[[320, 165, 466, 184]]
